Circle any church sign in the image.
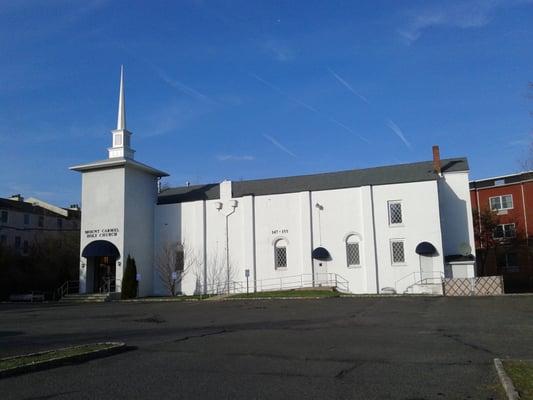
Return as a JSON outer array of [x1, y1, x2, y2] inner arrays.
[[85, 228, 120, 239]]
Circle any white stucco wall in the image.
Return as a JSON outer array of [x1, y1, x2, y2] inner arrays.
[[79, 167, 125, 293], [123, 166, 159, 296], [438, 171, 476, 257], [372, 180, 445, 293]]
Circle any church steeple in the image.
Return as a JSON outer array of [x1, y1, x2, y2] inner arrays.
[[117, 65, 126, 130], [108, 65, 135, 159]]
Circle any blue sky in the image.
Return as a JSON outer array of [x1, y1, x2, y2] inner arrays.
[[0, 0, 532, 206]]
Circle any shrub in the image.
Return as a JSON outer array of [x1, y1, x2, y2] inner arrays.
[[121, 255, 138, 299]]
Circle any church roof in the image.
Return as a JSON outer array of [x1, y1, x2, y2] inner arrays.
[[70, 157, 169, 177], [158, 157, 468, 204]]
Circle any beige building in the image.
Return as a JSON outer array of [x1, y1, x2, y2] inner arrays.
[[0, 195, 80, 254]]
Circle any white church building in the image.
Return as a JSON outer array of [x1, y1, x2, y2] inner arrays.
[[71, 69, 476, 297]]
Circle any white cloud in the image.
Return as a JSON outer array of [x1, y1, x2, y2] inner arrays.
[[262, 39, 294, 62], [216, 154, 255, 161], [399, 0, 533, 44]]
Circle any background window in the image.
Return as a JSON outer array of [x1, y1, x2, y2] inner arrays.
[[15, 236, 21, 249], [24, 214, 30, 225], [346, 236, 360, 266], [388, 201, 403, 225], [57, 218, 63, 229], [38, 216, 44, 227], [1, 211, 7, 223], [490, 195, 513, 211], [274, 240, 287, 269], [23, 240, 29, 254], [493, 223, 516, 239], [0, 235, 6, 245], [391, 240, 405, 264]]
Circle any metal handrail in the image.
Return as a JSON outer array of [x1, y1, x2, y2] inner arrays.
[[395, 271, 444, 291], [55, 280, 80, 300], [200, 273, 350, 295]]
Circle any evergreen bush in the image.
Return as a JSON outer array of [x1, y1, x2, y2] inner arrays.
[[121, 255, 138, 299]]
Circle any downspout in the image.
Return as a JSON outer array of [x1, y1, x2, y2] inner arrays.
[[521, 183, 529, 242], [370, 185, 380, 294], [224, 205, 237, 294]]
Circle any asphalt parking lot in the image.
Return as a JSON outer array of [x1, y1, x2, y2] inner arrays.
[[1, 295, 532, 399]]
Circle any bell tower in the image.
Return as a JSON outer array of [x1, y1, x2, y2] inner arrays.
[[108, 66, 135, 159]]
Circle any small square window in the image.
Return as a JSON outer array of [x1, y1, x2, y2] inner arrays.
[[388, 201, 403, 225], [391, 240, 405, 264]]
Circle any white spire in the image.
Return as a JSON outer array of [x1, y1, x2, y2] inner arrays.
[[108, 65, 135, 159], [117, 65, 126, 130]]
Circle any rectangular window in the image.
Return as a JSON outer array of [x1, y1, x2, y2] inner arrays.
[[275, 247, 287, 269], [24, 214, 30, 225], [1, 210, 8, 223], [57, 218, 63, 229], [391, 240, 405, 264], [388, 201, 403, 225], [489, 195, 513, 211], [38, 216, 44, 227], [493, 223, 516, 239], [346, 242, 360, 266], [23, 240, 28, 254], [0, 235, 6, 245], [15, 236, 21, 249]]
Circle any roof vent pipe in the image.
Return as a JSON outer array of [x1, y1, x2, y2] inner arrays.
[[432, 145, 442, 176]]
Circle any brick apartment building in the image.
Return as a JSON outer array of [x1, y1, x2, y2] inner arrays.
[[470, 172, 533, 292]]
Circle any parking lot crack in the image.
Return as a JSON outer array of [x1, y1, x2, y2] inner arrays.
[[173, 329, 227, 342]]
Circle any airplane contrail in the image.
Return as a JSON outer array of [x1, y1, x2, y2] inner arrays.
[[386, 119, 412, 149], [263, 134, 297, 157], [328, 68, 370, 104]]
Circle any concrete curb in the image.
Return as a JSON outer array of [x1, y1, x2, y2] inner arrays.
[[494, 358, 520, 400], [0, 342, 128, 379]]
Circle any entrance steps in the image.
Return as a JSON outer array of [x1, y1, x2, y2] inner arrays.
[[59, 293, 110, 303], [404, 283, 443, 295]]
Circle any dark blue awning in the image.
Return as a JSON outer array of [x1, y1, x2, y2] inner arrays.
[[415, 241, 437, 256], [312, 247, 331, 261], [82, 240, 120, 258]]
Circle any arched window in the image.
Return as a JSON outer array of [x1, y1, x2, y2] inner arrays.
[[346, 235, 361, 267], [274, 239, 288, 269]]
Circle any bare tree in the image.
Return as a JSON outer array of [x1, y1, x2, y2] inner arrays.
[[156, 241, 197, 296], [193, 248, 238, 295]]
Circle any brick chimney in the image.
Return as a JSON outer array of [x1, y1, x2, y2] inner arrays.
[[432, 145, 442, 175]]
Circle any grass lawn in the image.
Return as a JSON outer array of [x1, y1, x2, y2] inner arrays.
[[503, 360, 533, 399], [229, 289, 340, 299], [0, 343, 120, 371]]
